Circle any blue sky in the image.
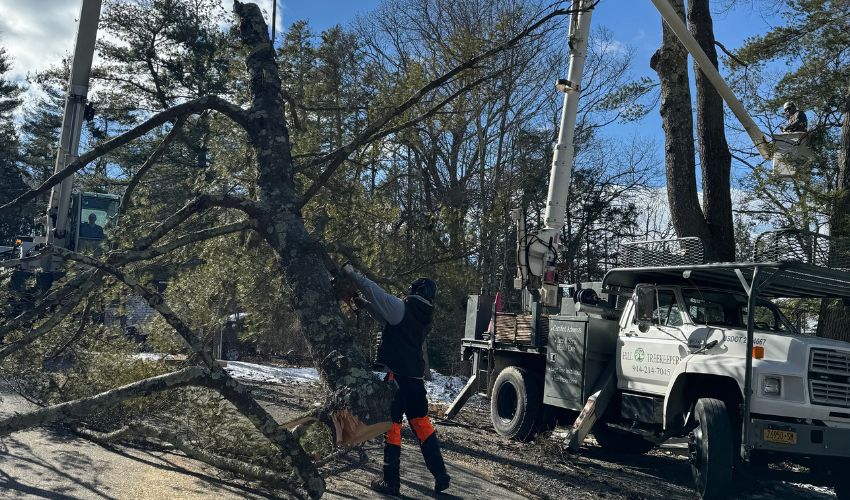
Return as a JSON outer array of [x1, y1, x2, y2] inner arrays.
[[0, 0, 788, 185]]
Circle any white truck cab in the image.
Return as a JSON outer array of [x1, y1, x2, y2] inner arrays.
[[449, 231, 850, 499]]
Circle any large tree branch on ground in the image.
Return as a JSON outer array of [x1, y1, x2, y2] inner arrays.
[[53, 246, 324, 498], [76, 423, 306, 498], [121, 116, 187, 213], [0, 367, 211, 436], [0, 96, 247, 213], [297, 3, 582, 207]]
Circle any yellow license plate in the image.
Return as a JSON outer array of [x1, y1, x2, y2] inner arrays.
[[764, 429, 797, 444]]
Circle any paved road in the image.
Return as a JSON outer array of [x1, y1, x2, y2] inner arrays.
[[0, 391, 527, 499]]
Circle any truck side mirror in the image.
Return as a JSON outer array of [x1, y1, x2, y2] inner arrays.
[[634, 285, 655, 333]]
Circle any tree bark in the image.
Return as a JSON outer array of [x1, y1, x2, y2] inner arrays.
[[688, 0, 734, 262], [233, 2, 393, 426], [651, 0, 714, 255], [817, 84, 850, 341], [0, 367, 210, 436]]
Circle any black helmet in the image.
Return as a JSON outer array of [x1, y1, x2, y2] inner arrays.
[[409, 277, 437, 303]]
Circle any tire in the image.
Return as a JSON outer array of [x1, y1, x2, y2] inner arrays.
[[592, 422, 655, 455], [490, 366, 541, 441], [688, 398, 733, 500]]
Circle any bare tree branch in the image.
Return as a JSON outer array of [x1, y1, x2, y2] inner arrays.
[[714, 40, 747, 67], [0, 96, 247, 213], [118, 220, 256, 263], [121, 116, 188, 213], [297, 4, 578, 206], [0, 367, 211, 436], [132, 194, 264, 251]]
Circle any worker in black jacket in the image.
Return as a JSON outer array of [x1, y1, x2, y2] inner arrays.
[[781, 101, 808, 132], [341, 263, 450, 496]]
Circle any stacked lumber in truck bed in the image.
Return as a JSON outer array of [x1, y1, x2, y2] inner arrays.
[[494, 312, 548, 345]]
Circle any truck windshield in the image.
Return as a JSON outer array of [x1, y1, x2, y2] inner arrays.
[[681, 289, 793, 333]]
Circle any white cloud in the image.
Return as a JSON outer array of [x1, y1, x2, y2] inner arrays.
[[0, 0, 79, 82]]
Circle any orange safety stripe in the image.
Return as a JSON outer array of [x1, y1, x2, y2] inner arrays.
[[409, 416, 435, 442], [386, 423, 402, 446]]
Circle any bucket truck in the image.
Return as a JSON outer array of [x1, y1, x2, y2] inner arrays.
[[448, 1, 850, 499]]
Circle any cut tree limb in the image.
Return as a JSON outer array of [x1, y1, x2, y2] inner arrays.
[[53, 245, 324, 498], [76, 423, 307, 498], [0, 367, 210, 436]]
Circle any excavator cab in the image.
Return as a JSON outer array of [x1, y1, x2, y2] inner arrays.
[[70, 192, 120, 252]]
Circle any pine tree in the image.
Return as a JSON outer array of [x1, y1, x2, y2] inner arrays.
[[0, 46, 28, 243]]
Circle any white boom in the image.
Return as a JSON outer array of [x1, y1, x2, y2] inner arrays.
[[45, 0, 102, 254], [514, 0, 774, 306]]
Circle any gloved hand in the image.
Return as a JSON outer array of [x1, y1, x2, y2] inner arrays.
[[341, 261, 355, 275]]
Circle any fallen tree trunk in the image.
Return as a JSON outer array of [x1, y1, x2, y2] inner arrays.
[[76, 423, 306, 498], [0, 367, 210, 436]]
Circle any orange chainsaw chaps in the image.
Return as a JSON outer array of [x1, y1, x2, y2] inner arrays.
[[409, 416, 435, 442], [386, 422, 402, 446]]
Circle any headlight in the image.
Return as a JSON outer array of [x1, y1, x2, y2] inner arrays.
[[762, 376, 782, 396]]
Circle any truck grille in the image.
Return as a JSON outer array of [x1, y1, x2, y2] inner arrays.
[[809, 349, 850, 409], [810, 380, 850, 408], [810, 349, 850, 376]]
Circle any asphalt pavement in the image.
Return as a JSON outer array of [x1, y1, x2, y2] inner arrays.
[[0, 390, 527, 499]]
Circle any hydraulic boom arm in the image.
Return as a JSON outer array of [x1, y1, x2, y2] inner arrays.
[[514, 0, 772, 307]]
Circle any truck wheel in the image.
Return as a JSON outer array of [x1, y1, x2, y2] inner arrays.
[[490, 366, 541, 441], [688, 398, 733, 499], [592, 422, 655, 454]]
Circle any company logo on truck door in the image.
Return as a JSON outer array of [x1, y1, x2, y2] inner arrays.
[[622, 349, 681, 366]]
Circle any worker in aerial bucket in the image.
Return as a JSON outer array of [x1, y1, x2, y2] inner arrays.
[[340, 263, 451, 496], [781, 101, 808, 133]]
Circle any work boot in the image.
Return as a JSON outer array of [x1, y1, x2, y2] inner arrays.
[[420, 433, 451, 493], [370, 478, 401, 497], [434, 473, 451, 494], [383, 442, 401, 480]]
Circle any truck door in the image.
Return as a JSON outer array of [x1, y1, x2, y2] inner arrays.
[[619, 287, 689, 395]]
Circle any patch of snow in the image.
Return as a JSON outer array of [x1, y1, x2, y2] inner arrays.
[[223, 361, 319, 384], [137, 357, 469, 403], [425, 369, 467, 404]]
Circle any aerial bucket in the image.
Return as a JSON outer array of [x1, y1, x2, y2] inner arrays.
[[772, 132, 813, 177]]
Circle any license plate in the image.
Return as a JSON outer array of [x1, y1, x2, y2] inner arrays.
[[763, 429, 797, 444]]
